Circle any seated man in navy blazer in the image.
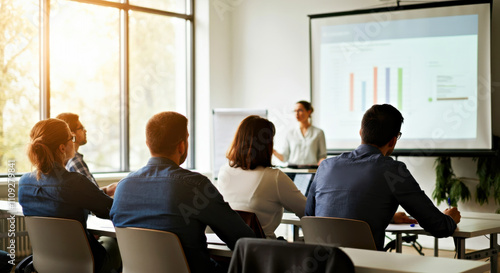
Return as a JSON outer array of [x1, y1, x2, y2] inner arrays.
[[305, 104, 461, 250], [111, 111, 255, 273]]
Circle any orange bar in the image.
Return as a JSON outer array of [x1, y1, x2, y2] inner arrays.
[[350, 73, 354, 111], [373, 67, 378, 104]]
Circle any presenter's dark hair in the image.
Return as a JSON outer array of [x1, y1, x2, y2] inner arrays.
[[297, 100, 314, 114], [146, 111, 188, 155], [227, 115, 275, 170], [55, 112, 79, 132], [361, 104, 404, 147], [27, 119, 72, 180]]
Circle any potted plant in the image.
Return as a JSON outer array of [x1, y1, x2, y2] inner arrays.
[[432, 156, 471, 207]]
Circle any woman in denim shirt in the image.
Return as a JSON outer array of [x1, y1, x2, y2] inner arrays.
[[19, 119, 120, 273]]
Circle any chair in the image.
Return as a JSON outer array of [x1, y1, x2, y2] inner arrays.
[[115, 227, 190, 273], [228, 238, 354, 273], [235, 210, 266, 238], [24, 216, 94, 273], [301, 216, 377, 250]]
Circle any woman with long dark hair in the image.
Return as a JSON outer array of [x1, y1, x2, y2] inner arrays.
[[218, 115, 306, 238]]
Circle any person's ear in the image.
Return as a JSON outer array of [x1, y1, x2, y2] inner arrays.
[[177, 140, 186, 155], [58, 143, 66, 155], [359, 129, 362, 137], [388, 136, 397, 148]]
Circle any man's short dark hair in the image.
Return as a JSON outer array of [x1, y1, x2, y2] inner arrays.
[[55, 113, 79, 132], [146, 111, 188, 155], [361, 104, 404, 147]]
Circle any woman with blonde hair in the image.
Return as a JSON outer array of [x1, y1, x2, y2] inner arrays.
[[19, 118, 120, 273], [218, 115, 306, 238]]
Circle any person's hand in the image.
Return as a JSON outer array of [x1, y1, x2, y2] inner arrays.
[[102, 182, 118, 197], [392, 212, 418, 224], [273, 149, 284, 162], [444, 207, 461, 224]]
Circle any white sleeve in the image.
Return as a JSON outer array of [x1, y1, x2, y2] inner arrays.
[[275, 170, 306, 217]]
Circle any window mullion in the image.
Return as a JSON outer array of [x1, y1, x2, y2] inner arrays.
[[120, 8, 130, 172], [39, 0, 50, 120]]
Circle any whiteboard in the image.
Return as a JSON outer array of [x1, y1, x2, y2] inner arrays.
[[212, 109, 267, 179]]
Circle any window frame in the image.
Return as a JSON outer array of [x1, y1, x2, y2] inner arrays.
[[37, 0, 195, 172]]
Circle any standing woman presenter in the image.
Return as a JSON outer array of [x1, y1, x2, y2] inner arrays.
[[273, 101, 327, 166]]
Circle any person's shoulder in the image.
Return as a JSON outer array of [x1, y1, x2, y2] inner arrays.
[[267, 166, 286, 175], [287, 125, 301, 135], [310, 125, 324, 133], [62, 169, 95, 186], [169, 167, 213, 188], [19, 172, 36, 184], [218, 162, 233, 174]]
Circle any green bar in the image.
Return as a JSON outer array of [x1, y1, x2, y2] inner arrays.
[[398, 68, 403, 110]]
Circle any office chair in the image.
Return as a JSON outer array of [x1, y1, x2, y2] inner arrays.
[[115, 227, 190, 273], [301, 216, 377, 250], [228, 238, 354, 273], [25, 216, 94, 273], [235, 210, 266, 238]]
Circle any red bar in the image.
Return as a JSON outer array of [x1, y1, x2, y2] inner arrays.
[[373, 67, 378, 104], [350, 73, 354, 111]]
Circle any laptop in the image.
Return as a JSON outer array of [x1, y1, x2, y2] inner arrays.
[[285, 172, 315, 197]]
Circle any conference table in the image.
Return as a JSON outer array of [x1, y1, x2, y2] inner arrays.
[[84, 215, 489, 273], [282, 212, 500, 273], [0, 202, 490, 273]]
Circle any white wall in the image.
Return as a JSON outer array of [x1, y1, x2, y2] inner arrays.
[[198, 0, 500, 249], [205, 0, 500, 205]]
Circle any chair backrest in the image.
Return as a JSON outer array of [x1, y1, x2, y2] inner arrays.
[[301, 216, 377, 250], [228, 238, 354, 273], [25, 216, 94, 273], [235, 210, 266, 238], [115, 227, 190, 273]]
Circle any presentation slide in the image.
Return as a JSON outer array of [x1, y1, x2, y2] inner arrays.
[[310, 2, 491, 152]]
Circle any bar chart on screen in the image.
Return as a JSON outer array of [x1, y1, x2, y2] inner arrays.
[[317, 33, 478, 143]]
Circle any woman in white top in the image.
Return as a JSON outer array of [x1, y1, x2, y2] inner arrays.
[[218, 115, 306, 239], [274, 101, 327, 166]]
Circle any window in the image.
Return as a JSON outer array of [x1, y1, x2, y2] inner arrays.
[[129, 12, 187, 170], [1, 0, 193, 175], [50, 1, 120, 172], [129, 0, 187, 14], [0, 0, 40, 174]]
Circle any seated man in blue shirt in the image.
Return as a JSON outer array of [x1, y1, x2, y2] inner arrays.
[[305, 104, 461, 250], [110, 111, 255, 273]]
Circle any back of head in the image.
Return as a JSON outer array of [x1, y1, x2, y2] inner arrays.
[[55, 113, 79, 132], [227, 115, 275, 170], [27, 119, 72, 180], [361, 104, 404, 147], [146, 111, 188, 155]]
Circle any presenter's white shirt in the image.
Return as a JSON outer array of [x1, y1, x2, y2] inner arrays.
[[217, 164, 306, 238], [280, 125, 327, 165]]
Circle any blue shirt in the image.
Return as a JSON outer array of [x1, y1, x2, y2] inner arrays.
[[19, 164, 113, 272], [305, 144, 457, 250], [110, 157, 255, 273]]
